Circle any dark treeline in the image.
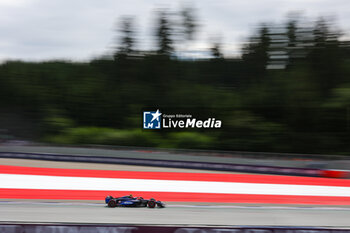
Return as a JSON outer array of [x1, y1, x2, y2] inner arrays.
[[1, 9, 350, 154]]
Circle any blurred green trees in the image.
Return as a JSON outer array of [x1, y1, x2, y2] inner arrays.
[[1, 11, 350, 154]]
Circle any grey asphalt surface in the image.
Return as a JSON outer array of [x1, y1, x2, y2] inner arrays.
[[1, 147, 349, 227], [0, 202, 350, 227], [1, 145, 349, 170], [0, 158, 237, 173]]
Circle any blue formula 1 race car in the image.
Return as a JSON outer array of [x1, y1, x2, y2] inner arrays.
[[105, 195, 165, 208]]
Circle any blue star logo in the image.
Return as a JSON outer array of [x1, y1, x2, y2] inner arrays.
[[143, 109, 162, 129]]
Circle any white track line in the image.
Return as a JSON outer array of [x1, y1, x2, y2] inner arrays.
[[1, 174, 350, 196]]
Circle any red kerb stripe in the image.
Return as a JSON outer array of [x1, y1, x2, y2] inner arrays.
[[0, 165, 349, 186]]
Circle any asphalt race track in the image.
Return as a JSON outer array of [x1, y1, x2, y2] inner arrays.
[[0, 201, 350, 227], [1, 158, 350, 227]]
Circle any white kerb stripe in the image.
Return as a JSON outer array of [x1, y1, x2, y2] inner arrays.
[[0, 174, 350, 197]]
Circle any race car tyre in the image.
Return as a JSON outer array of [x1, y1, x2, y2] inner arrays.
[[147, 200, 156, 208], [108, 199, 117, 208]]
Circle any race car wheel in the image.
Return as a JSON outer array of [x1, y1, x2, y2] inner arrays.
[[147, 200, 156, 208], [108, 199, 117, 208]]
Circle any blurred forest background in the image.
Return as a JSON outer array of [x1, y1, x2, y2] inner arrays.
[[1, 8, 350, 155]]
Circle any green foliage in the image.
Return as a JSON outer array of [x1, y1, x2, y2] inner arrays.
[[115, 16, 135, 58], [325, 86, 350, 108], [156, 10, 173, 55], [219, 111, 288, 152], [46, 127, 160, 147], [166, 132, 214, 149], [1, 14, 350, 154], [46, 127, 216, 150], [43, 116, 74, 135]]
